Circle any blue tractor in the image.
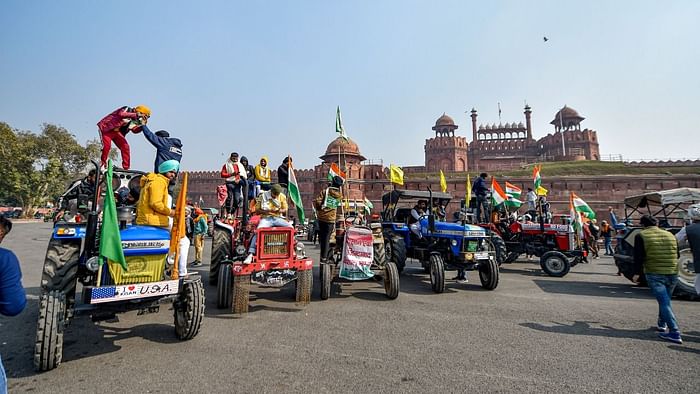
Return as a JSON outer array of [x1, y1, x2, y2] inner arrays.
[[381, 189, 499, 293], [34, 166, 204, 372]]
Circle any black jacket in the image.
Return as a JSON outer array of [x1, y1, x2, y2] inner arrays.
[[277, 164, 289, 187], [142, 126, 183, 172], [472, 177, 489, 197]]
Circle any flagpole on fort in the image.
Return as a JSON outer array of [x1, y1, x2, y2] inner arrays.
[[560, 106, 566, 157]]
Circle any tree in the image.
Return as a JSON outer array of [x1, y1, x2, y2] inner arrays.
[[0, 122, 107, 217]]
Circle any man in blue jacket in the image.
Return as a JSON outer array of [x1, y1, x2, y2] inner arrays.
[[472, 173, 490, 223], [141, 125, 183, 172], [0, 217, 27, 393]]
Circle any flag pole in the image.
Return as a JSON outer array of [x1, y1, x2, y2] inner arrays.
[[559, 106, 566, 157]]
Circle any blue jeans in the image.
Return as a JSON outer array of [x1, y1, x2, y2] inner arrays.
[[604, 236, 613, 255], [645, 274, 679, 332], [248, 216, 293, 253], [475, 195, 489, 223]]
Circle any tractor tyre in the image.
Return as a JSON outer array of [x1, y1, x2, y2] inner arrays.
[[504, 252, 520, 264], [320, 263, 332, 300], [385, 235, 407, 273], [675, 248, 699, 299], [34, 291, 66, 372], [540, 251, 571, 277], [216, 264, 232, 309], [295, 269, 313, 305], [490, 234, 509, 265], [174, 278, 205, 340], [210, 227, 231, 285], [479, 258, 500, 290], [373, 239, 387, 268], [233, 274, 250, 314], [384, 261, 400, 299], [41, 239, 80, 321], [429, 253, 445, 293]]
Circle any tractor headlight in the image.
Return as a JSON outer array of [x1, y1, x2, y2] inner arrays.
[[451, 239, 458, 247], [295, 242, 306, 258], [235, 245, 247, 256], [166, 254, 175, 266], [85, 256, 100, 272]]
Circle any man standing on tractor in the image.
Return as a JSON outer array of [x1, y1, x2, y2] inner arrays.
[[97, 105, 151, 170], [141, 126, 183, 173], [632, 214, 683, 344], [526, 187, 537, 219], [313, 176, 344, 264], [675, 204, 700, 296], [409, 200, 428, 238], [472, 173, 489, 223], [277, 156, 291, 190], [255, 156, 272, 193], [136, 160, 190, 278], [220, 152, 247, 217], [243, 184, 292, 264]]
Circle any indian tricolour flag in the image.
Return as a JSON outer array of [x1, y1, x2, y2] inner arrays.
[[569, 192, 584, 238], [571, 192, 596, 219], [533, 165, 541, 189], [505, 182, 521, 199], [327, 162, 346, 182], [288, 160, 305, 223], [491, 178, 507, 207]]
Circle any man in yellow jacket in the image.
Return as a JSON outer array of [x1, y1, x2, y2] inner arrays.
[[136, 160, 191, 277]]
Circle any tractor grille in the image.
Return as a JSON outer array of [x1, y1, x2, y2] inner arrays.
[[261, 232, 291, 258], [108, 254, 166, 285]]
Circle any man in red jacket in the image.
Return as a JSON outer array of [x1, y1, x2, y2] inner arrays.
[[97, 105, 151, 170]]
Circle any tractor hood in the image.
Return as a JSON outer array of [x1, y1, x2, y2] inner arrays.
[[419, 218, 487, 237]]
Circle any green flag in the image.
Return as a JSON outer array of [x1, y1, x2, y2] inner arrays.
[[99, 160, 127, 270], [336, 106, 348, 140], [287, 160, 305, 224]]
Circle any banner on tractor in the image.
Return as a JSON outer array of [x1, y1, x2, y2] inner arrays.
[[339, 227, 375, 280]]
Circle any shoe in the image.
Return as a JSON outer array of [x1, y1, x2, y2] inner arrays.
[[658, 331, 682, 344], [451, 275, 464, 280], [191, 261, 203, 267], [243, 253, 254, 264], [456, 278, 468, 284], [656, 323, 668, 332]]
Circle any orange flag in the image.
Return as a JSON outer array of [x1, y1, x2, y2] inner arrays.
[[169, 172, 188, 279]]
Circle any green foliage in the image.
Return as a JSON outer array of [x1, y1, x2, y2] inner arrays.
[[0, 122, 102, 217]]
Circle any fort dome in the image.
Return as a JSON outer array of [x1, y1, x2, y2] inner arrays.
[[320, 136, 366, 162], [551, 105, 585, 125], [434, 113, 455, 127]]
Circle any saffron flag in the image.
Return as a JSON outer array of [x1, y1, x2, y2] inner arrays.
[[439, 170, 447, 193], [288, 160, 306, 224], [169, 172, 188, 278], [99, 160, 127, 270], [336, 106, 348, 140], [571, 192, 596, 219], [533, 165, 541, 189], [505, 182, 522, 199], [389, 164, 404, 185], [491, 178, 507, 207], [327, 162, 346, 181], [466, 173, 472, 205]]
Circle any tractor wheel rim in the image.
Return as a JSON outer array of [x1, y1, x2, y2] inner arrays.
[[678, 249, 696, 286], [546, 257, 563, 272]]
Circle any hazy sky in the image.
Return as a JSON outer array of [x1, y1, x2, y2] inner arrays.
[[1, 0, 698, 171]]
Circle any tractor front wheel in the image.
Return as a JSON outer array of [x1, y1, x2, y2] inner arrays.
[[479, 258, 500, 290], [540, 251, 571, 277], [233, 274, 250, 314], [384, 261, 400, 299], [174, 278, 205, 340], [216, 264, 232, 309], [320, 263, 332, 300], [34, 291, 66, 372], [429, 253, 445, 293], [295, 270, 313, 305]]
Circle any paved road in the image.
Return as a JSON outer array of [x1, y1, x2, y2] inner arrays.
[[1, 222, 698, 393]]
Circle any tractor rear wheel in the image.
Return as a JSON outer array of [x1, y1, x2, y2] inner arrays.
[[41, 239, 80, 322], [373, 239, 387, 268], [295, 269, 312, 305], [540, 251, 571, 277], [320, 263, 332, 300], [385, 235, 407, 273], [233, 274, 250, 314], [210, 227, 231, 285], [429, 253, 445, 293], [384, 261, 400, 299], [34, 291, 66, 372], [174, 278, 205, 340], [490, 234, 508, 265], [216, 264, 232, 309], [479, 258, 499, 290], [504, 252, 520, 264]]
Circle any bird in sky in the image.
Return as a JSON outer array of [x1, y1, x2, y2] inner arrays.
[[543, 36, 549, 42]]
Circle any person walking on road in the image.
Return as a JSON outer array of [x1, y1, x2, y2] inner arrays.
[[600, 220, 614, 255], [632, 214, 683, 344], [0, 217, 27, 394], [675, 204, 700, 295]]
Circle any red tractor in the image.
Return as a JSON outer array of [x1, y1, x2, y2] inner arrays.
[[479, 217, 587, 277], [210, 187, 312, 313]]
